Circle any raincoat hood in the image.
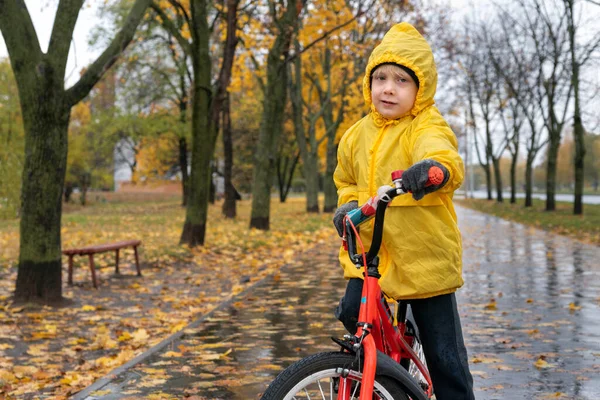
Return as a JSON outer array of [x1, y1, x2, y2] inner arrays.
[[363, 22, 437, 117]]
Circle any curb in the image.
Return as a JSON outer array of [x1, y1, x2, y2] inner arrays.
[[71, 268, 281, 399]]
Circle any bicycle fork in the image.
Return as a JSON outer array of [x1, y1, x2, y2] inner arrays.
[[336, 334, 377, 400], [337, 272, 381, 400]]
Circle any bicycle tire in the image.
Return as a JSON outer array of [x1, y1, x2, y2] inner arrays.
[[261, 351, 426, 400]]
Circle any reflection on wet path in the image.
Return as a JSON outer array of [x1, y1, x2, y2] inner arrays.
[[88, 206, 600, 399], [88, 243, 348, 399], [459, 207, 600, 399]]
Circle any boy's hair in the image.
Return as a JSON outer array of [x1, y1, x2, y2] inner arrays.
[[370, 63, 420, 89]]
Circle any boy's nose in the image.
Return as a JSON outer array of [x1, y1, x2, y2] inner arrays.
[[383, 83, 395, 94]]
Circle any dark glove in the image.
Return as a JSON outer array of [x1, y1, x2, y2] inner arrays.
[[402, 159, 449, 201], [332, 201, 358, 237]]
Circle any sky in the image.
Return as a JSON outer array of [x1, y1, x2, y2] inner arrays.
[[0, 0, 101, 87], [0, 0, 597, 127], [0, 0, 496, 86]]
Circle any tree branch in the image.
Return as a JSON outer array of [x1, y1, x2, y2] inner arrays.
[[285, 11, 363, 64], [48, 0, 85, 78], [65, 0, 152, 106], [168, 0, 191, 29], [150, 1, 192, 55], [0, 0, 43, 76]]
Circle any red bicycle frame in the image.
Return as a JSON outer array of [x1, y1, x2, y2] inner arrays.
[[337, 168, 441, 399]]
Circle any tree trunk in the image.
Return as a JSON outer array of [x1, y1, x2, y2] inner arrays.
[[15, 97, 70, 303], [546, 137, 559, 211], [525, 156, 534, 207], [64, 182, 74, 203], [510, 152, 517, 204], [288, 47, 319, 213], [180, 50, 213, 246], [179, 136, 189, 206], [483, 163, 492, 200], [493, 158, 503, 203], [180, 0, 238, 245], [323, 140, 338, 212], [250, 0, 299, 230], [573, 114, 585, 214], [222, 93, 236, 218], [566, 0, 585, 215], [178, 92, 189, 207], [276, 152, 300, 203], [1, 0, 151, 304], [303, 152, 320, 212]]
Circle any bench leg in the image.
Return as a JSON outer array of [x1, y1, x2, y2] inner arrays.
[[134, 246, 142, 276], [68, 256, 74, 285], [115, 249, 120, 274], [89, 254, 98, 289]]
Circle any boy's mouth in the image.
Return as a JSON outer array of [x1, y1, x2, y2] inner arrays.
[[381, 100, 397, 105]]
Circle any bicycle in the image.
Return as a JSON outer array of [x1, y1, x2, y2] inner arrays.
[[261, 167, 445, 400]]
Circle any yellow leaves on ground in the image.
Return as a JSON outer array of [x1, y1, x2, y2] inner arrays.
[[26, 344, 48, 357], [162, 351, 183, 358], [0, 196, 334, 397], [568, 302, 582, 312], [539, 393, 568, 399], [484, 299, 497, 310], [90, 390, 113, 396], [195, 348, 232, 361], [132, 328, 150, 344], [534, 355, 555, 370], [95, 349, 135, 369], [471, 354, 503, 364], [170, 321, 187, 333]]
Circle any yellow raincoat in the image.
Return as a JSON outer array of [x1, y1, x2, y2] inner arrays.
[[334, 22, 465, 300]]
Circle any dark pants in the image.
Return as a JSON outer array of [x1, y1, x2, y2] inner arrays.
[[335, 278, 475, 400]]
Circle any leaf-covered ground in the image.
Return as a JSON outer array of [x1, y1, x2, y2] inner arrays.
[[0, 193, 334, 398], [63, 205, 600, 400]]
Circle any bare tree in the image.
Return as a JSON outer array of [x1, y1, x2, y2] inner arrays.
[[520, 0, 573, 211], [564, 0, 600, 214], [491, 4, 548, 207]]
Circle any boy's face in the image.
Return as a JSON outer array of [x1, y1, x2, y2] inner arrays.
[[371, 64, 418, 120]]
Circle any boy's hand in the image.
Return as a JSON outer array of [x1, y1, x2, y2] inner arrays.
[[333, 201, 358, 237], [402, 159, 449, 200]]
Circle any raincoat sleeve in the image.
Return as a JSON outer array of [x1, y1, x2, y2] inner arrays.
[[410, 107, 464, 193], [333, 128, 358, 207]]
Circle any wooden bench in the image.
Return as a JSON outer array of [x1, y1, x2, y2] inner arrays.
[[63, 240, 142, 288]]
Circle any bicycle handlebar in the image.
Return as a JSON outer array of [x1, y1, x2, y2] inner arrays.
[[343, 166, 443, 267]]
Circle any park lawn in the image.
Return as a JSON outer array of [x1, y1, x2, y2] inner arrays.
[[456, 198, 600, 246], [0, 193, 335, 398], [1, 192, 333, 269]]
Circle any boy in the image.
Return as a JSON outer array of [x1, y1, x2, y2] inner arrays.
[[332, 22, 475, 399]]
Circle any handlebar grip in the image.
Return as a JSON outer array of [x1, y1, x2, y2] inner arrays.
[[390, 165, 445, 187], [428, 166, 444, 186]]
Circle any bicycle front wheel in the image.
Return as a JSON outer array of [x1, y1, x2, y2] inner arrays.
[[261, 352, 410, 400]]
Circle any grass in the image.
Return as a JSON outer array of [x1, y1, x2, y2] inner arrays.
[[0, 192, 335, 269], [456, 197, 600, 246]]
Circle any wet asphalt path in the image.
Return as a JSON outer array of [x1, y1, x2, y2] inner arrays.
[[82, 206, 600, 400]]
